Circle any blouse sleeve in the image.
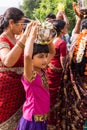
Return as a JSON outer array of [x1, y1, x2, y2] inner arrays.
[[0, 42, 10, 50], [21, 72, 37, 87], [60, 41, 67, 57]]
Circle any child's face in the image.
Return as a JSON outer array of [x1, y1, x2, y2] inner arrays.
[[32, 53, 48, 69]]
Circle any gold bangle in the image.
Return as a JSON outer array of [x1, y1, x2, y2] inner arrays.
[[17, 41, 25, 49]]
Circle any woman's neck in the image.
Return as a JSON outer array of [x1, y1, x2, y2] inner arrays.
[[56, 36, 62, 40], [1, 30, 16, 44], [58, 32, 63, 38]]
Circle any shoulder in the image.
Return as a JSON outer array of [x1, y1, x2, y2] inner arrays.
[[22, 71, 38, 84], [53, 38, 65, 44], [60, 39, 66, 47], [53, 38, 66, 49], [0, 37, 12, 50]]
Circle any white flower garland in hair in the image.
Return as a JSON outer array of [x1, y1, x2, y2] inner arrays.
[[76, 35, 87, 63]]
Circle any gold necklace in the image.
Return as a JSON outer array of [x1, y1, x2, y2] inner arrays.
[[41, 72, 49, 88]]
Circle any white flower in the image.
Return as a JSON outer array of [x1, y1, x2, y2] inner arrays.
[[76, 35, 87, 63]]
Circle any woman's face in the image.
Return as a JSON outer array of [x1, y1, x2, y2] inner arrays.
[[12, 17, 25, 35], [61, 24, 67, 35]]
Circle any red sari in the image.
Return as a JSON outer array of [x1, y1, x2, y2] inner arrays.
[[46, 38, 67, 129], [0, 38, 25, 130]]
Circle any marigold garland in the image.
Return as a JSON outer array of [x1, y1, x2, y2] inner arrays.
[[73, 29, 87, 63], [73, 29, 87, 75]]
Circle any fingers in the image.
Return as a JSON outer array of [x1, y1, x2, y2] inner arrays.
[[29, 22, 38, 39], [72, 2, 77, 7], [23, 22, 33, 37], [72, 2, 84, 19]]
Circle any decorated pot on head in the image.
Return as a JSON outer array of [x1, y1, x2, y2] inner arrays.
[[36, 21, 57, 44]]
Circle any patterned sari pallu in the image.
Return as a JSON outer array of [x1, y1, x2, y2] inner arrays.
[[0, 107, 22, 130], [60, 30, 87, 130]]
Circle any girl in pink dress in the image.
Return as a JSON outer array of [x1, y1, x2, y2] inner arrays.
[[17, 22, 55, 130]]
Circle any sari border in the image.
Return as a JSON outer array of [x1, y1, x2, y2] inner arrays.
[[0, 106, 22, 130]]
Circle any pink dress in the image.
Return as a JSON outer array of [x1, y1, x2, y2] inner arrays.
[[22, 72, 50, 121], [17, 71, 50, 130], [0, 38, 25, 130]]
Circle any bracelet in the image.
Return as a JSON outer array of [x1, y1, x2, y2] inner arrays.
[[17, 41, 25, 49]]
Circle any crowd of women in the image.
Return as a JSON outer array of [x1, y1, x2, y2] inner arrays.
[[0, 2, 87, 130]]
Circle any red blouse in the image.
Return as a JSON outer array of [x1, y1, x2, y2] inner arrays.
[[50, 38, 67, 68]]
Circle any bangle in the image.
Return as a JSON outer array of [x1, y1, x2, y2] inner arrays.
[[17, 41, 25, 49]]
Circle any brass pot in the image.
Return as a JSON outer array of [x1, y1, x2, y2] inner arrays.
[[36, 21, 57, 45], [78, 0, 87, 13]]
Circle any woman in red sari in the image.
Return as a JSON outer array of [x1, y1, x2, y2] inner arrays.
[[46, 20, 67, 130], [0, 7, 32, 130]]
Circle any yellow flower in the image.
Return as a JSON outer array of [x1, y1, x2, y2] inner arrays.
[[57, 3, 65, 11]]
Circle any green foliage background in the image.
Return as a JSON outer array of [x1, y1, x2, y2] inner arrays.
[[20, 0, 41, 19], [20, 0, 77, 34]]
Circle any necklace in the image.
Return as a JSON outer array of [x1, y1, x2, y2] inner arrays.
[[41, 71, 49, 88]]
